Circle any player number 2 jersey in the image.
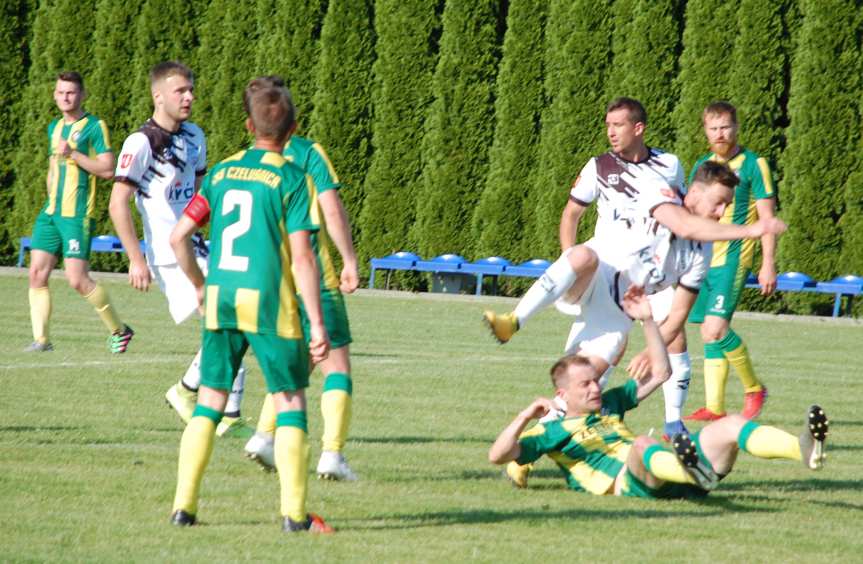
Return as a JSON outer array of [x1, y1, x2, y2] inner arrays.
[[114, 119, 207, 265], [191, 148, 318, 339]]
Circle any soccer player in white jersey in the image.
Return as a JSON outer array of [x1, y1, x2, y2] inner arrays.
[[108, 61, 246, 436]]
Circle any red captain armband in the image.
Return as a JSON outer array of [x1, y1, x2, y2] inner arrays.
[[184, 193, 211, 226]]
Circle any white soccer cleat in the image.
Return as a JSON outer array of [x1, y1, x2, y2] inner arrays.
[[165, 383, 196, 424], [316, 451, 358, 481], [244, 432, 275, 472]]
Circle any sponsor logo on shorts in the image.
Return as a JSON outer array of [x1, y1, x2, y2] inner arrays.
[[69, 239, 80, 254]]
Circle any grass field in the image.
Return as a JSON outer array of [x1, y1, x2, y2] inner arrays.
[[1, 270, 862, 562]]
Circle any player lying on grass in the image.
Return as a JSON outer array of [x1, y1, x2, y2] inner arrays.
[[484, 162, 787, 439], [488, 288, 829, 497]]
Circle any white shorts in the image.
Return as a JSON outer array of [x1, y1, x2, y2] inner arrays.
[[556, 261, 632, 365], [647, 286, 674, 324], [151, 257, 208, 324]]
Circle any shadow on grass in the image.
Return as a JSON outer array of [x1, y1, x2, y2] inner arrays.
[[0, 425, 84, 433], [718, 478, 863, 494], [343, 500, 775, 530], [354, 435, 492, 445], [828, 443, 863, 452]]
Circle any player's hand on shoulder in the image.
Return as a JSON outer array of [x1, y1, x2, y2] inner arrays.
[[622, 286, 652, 321], [128, 259, 152, 292], [521, 397, 558, 421], [340, 262, 359, 294]]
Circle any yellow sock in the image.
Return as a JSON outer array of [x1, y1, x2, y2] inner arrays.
[[738, 421, 801, 460], [321, 373, 352, 452], [256, 393, 276, 435], [28, 287, 52, 344], [704, 341, 729, 413], [643, 445, 697, 485], [719, 330, 762, 393], [84, 283, 123, 334], [172, 407, 220, 515], [275, 411, 309, 522]]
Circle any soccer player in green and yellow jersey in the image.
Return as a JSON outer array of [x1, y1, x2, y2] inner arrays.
[[242, 77, 361, 481], [685, 101, 777, 422], [489, 287, 829, 499], [168, 78, 333, 533], [26, 71, 133, 353]]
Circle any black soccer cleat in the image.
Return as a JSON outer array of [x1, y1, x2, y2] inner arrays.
[[170, 509, 196, 527], [282, 513, 334, 534], [800, 404, 829, 470], [671, 433, 719, 491]]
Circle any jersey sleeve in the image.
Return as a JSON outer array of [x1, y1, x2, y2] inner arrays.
[[600, 379, 639, 417], [88, 118, 112, 154], [196, 134, 208, 176], [752, 157, 775, 199], [283, 174, 319, 234], [515, 421, 571, 465], [307, 143, 341, 193], [677, 241, 711, 291], [114, 132, 152, 187], [568, 158, 599, 206]]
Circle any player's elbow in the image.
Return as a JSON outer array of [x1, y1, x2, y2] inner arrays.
[[488, 448, 507, 465]]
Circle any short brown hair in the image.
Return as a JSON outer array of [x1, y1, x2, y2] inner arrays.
[[692, 160, 739, 191], [243, 76, 296, 143], [57, 71, 84, 90], [149, 61, 194, 86], [703, 100, 737, 124], [607, 97, 647, 125], [549, 354, 594, 389]]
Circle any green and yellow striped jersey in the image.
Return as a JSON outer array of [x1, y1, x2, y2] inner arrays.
[[689, 148, 775, 268], [283, 135, 341, 292], [44, 113, 111, 218], [516, 380, 639, 495], [199, 148, 318, 339]]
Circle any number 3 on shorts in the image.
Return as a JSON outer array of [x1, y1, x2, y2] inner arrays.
[[219, 189, 252, 272], [712, 295, 725, 312]]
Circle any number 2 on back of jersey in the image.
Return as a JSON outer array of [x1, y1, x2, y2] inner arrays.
[[219, 190, 252, 272]]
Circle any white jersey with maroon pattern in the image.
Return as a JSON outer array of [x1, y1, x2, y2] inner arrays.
[[115, 119, 207, 266]]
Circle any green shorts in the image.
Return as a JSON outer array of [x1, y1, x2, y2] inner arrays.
[[30, 211, 93, 260], [298, 288, 352, 349], [688, 261, 750, 323], [200, 329, 309, 393], [620, 432, 713, 500]]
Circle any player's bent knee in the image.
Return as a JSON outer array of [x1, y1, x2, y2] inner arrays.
[[632, 435, 659, 455], [567, 245, 598, 275]]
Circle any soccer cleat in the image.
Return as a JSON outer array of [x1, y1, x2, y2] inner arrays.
[[108, 325, 134, 354], [482, 311, 519, 344], [662, 419, 689, 442], [215, 415, 254, 438], [283, 513, 335, 534], [170, 509, 196, 527], [799, 404, 829, 470], [165, 383, 197, 424], [244, 432, 275, 472], [23, 341, 54, 352], [316, 451, 358, 481], [683, 407, 726, 422], [671, 433, 719, 490], [504, 461, 532, 489], [742, 387, 769, 419]]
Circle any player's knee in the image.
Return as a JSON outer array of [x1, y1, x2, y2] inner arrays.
[[632, 435, 658, 455], [65, 272, 90, 294], [28, 265, 50, 286], [567, 245, 598, 275], [700, 323, 725, 343]]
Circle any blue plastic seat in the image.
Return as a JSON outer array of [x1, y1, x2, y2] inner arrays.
[[414, 254, 465, 273], [369, 251, 420, 289], [815, 275, 863, 317], [775, 271, 816, 292], [503, 259, 552, 278], [461, 256, 512, 295]]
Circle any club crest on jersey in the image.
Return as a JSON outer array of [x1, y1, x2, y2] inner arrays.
[[71, 131, 80, 142], [607, 174, 619, 186], [120, 153, 133, 169]]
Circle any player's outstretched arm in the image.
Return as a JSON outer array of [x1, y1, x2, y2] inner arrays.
[[755, 197, 778, 295], [627, 286, 697, 379], [318, 190, 358, 293], [621, 287, 671, 401], [290, 230, 330, 364], [653, 202, 786, 243], [489, 398, 556, 465], [109, 181, 151, 291]]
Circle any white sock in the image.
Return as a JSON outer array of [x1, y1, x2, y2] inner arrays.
[[598, 365, 615, 390], [224, 362, 246, 415], [180, 348, 203, 390], [663, 352, 691, 423], [513, 252, 577, 326]]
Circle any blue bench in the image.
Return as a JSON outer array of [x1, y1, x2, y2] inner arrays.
[[17, 235, 131, 267], [368, 252, 420, 290], [744, 271, 862, 317]]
